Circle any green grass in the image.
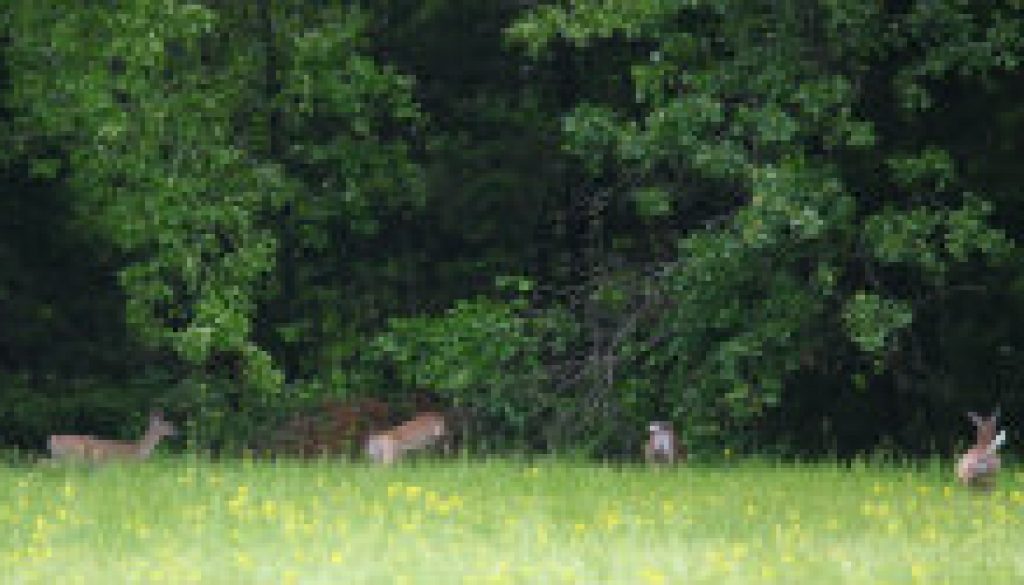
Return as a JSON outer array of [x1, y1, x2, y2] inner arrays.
[[1, 457, 1021, 584]]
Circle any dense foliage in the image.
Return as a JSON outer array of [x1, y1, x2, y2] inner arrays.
[[1, 0, 1022, 457]]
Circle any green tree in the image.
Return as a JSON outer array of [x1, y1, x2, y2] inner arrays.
[[509, 0, 1021, 453], [2, 1, 424, 446]]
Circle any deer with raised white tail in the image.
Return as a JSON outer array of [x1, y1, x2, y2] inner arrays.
[[956, 409, 1006, 489], [365, 412, 447, 465], [48, 410, 177, 463]]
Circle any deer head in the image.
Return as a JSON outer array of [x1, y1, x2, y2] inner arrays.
[[967, 409, 999, 448]]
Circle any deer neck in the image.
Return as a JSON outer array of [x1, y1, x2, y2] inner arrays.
[[984, 430, 1006, 456], [135, 427, 164, 458]]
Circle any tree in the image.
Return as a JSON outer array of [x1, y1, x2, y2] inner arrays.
[[508, 0, 1021, 453], [2, 1, 424, 444]]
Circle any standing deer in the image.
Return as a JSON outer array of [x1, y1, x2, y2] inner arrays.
[[956, 409, 1006, 489], [365, 412, 447, 465], [48, 410, 177, 463], [645, 421, 684, 465]]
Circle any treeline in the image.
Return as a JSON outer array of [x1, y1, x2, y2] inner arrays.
[[1, 0, 1022, 458]]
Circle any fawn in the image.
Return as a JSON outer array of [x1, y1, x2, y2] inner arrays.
[[48, 410, 177, 463], [956, 409, 1006, 489], [365, 411, 447, 465]]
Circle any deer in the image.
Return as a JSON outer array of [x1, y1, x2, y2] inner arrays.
[[645, 421, 685, 465], [47, 410, 177, 464], [956, 409, 1006, 489], [365, 411, 447, 465]]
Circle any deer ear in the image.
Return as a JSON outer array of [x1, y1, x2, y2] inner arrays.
[[968, 412, 982, 426]]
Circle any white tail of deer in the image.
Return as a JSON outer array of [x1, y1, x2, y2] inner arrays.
[[956, 409, 1005, 488], [365, 412, 446, 465], [48, 410, 176, 463]]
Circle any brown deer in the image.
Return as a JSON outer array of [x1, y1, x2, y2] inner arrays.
[[48, 410, 176, 463], [956, 409, 1006, 489], [645, 421, 685, 465], [365, 412, 447, 465]]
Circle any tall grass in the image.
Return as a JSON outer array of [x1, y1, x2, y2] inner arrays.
[[1, 457, 1021, 583]]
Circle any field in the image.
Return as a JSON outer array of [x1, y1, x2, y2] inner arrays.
[[1, 457, 1022, 584]]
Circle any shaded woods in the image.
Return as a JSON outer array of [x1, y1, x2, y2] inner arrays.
[[1, 1, 1023, 459]]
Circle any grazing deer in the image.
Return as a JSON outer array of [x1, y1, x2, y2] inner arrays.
[[956, 409, 1006, 489], [48, 410, 177, 463], [366, 412, 447, 465], [645, 421, 684, 465]]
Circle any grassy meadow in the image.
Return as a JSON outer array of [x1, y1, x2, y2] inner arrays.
[[1, 457, 1022, 584]]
